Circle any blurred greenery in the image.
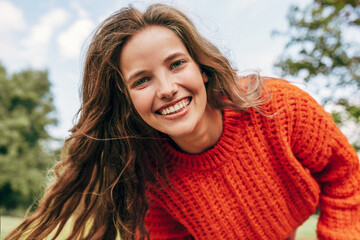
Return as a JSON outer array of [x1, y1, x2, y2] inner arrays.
[[0, 63, 58, 213], [274, 0, 360, 151]]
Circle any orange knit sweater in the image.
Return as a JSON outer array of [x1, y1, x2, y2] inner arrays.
[[145, 79, 360, 240]]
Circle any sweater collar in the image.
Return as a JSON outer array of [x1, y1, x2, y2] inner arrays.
[[162, 109, 244, 170]]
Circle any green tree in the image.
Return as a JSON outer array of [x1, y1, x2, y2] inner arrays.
[[0, 63, 57, 212], [274, 0, 360, 151]]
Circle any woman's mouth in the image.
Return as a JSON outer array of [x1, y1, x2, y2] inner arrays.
[[157, 97, 191, 115]]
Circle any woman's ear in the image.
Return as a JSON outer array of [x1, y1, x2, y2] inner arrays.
[[202, 71, 208, 83]]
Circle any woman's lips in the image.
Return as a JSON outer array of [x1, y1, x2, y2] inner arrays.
[[156, 97, 192, 115]]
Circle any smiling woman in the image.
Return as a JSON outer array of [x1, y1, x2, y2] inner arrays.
[[120, 25, 221, 153], [5, 3, 360, 240]]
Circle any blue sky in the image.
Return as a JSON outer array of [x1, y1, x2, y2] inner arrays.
[[1, 0, 312, 141]]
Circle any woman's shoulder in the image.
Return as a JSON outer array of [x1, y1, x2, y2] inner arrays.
[[263, 77, 308, 95], [262, 77, 320, 108], [255, 77, 333, 127], [236, 76, 316, 107]]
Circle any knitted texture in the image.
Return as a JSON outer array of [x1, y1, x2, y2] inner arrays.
[[145, 79, 360, 240]]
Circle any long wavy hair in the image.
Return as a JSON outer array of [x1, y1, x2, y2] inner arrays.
[[5, 3, 266, 240]]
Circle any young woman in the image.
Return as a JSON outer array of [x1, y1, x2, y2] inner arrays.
[[6, 3, 360, 240]]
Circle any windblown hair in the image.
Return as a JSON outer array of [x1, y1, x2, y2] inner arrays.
[[5, 3, 266, 240]]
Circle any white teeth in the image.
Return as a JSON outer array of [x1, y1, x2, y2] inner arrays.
[[159, 98, 190, 115]]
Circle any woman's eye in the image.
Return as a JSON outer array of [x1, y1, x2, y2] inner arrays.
[[133, 77, 150, 87], [171, 60, 184, 69]]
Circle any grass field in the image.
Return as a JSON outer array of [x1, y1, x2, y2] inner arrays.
[[295, 215, 318, 240], [1, 215, 22, 239], [1, 214, 318, 239]]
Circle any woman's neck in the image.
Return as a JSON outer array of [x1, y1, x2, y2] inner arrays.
[[170, 105, 223, 154]]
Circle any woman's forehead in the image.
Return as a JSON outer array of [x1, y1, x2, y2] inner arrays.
[[122, 26, 186, 55], [119, 26, 190, 78]]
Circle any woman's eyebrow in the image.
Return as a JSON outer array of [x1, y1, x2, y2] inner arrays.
[[127, 52, 187, 82], [163, 52, 186, 63], [127, 70, 147, 83]]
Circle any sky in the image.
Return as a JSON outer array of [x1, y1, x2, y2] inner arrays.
[[1, 0, 313, 141]]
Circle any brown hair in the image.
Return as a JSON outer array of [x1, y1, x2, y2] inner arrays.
[[5, 3, 265, 240]]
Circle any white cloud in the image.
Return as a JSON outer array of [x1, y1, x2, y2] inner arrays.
[[0, 1, 26, 32], [22, 8, 69, 48], [70, 1, 89, 18], [223, 0, 254, 15], [0, 42, 23, 63], [0, 1, 26, 71], [19, 8, 69, 68], [57, 18, 94, 59]]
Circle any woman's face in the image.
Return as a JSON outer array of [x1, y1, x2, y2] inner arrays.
[[120, 26, 209, 139]]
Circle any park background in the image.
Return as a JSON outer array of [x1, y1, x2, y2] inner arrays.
[[0, 0, 359, 239]]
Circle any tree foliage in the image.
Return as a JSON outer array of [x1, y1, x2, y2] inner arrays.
[[274, 0, 360, 151], [0, 63, 57, 211]]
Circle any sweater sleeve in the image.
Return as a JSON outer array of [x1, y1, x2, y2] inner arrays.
[[284, 83, 360, 239], [145, 198, 193, 240]]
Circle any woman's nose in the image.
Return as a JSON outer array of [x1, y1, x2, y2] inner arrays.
[[156, 75, 178, 99]]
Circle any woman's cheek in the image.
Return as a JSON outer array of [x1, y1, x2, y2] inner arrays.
[[130, 89, 155, 116]]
